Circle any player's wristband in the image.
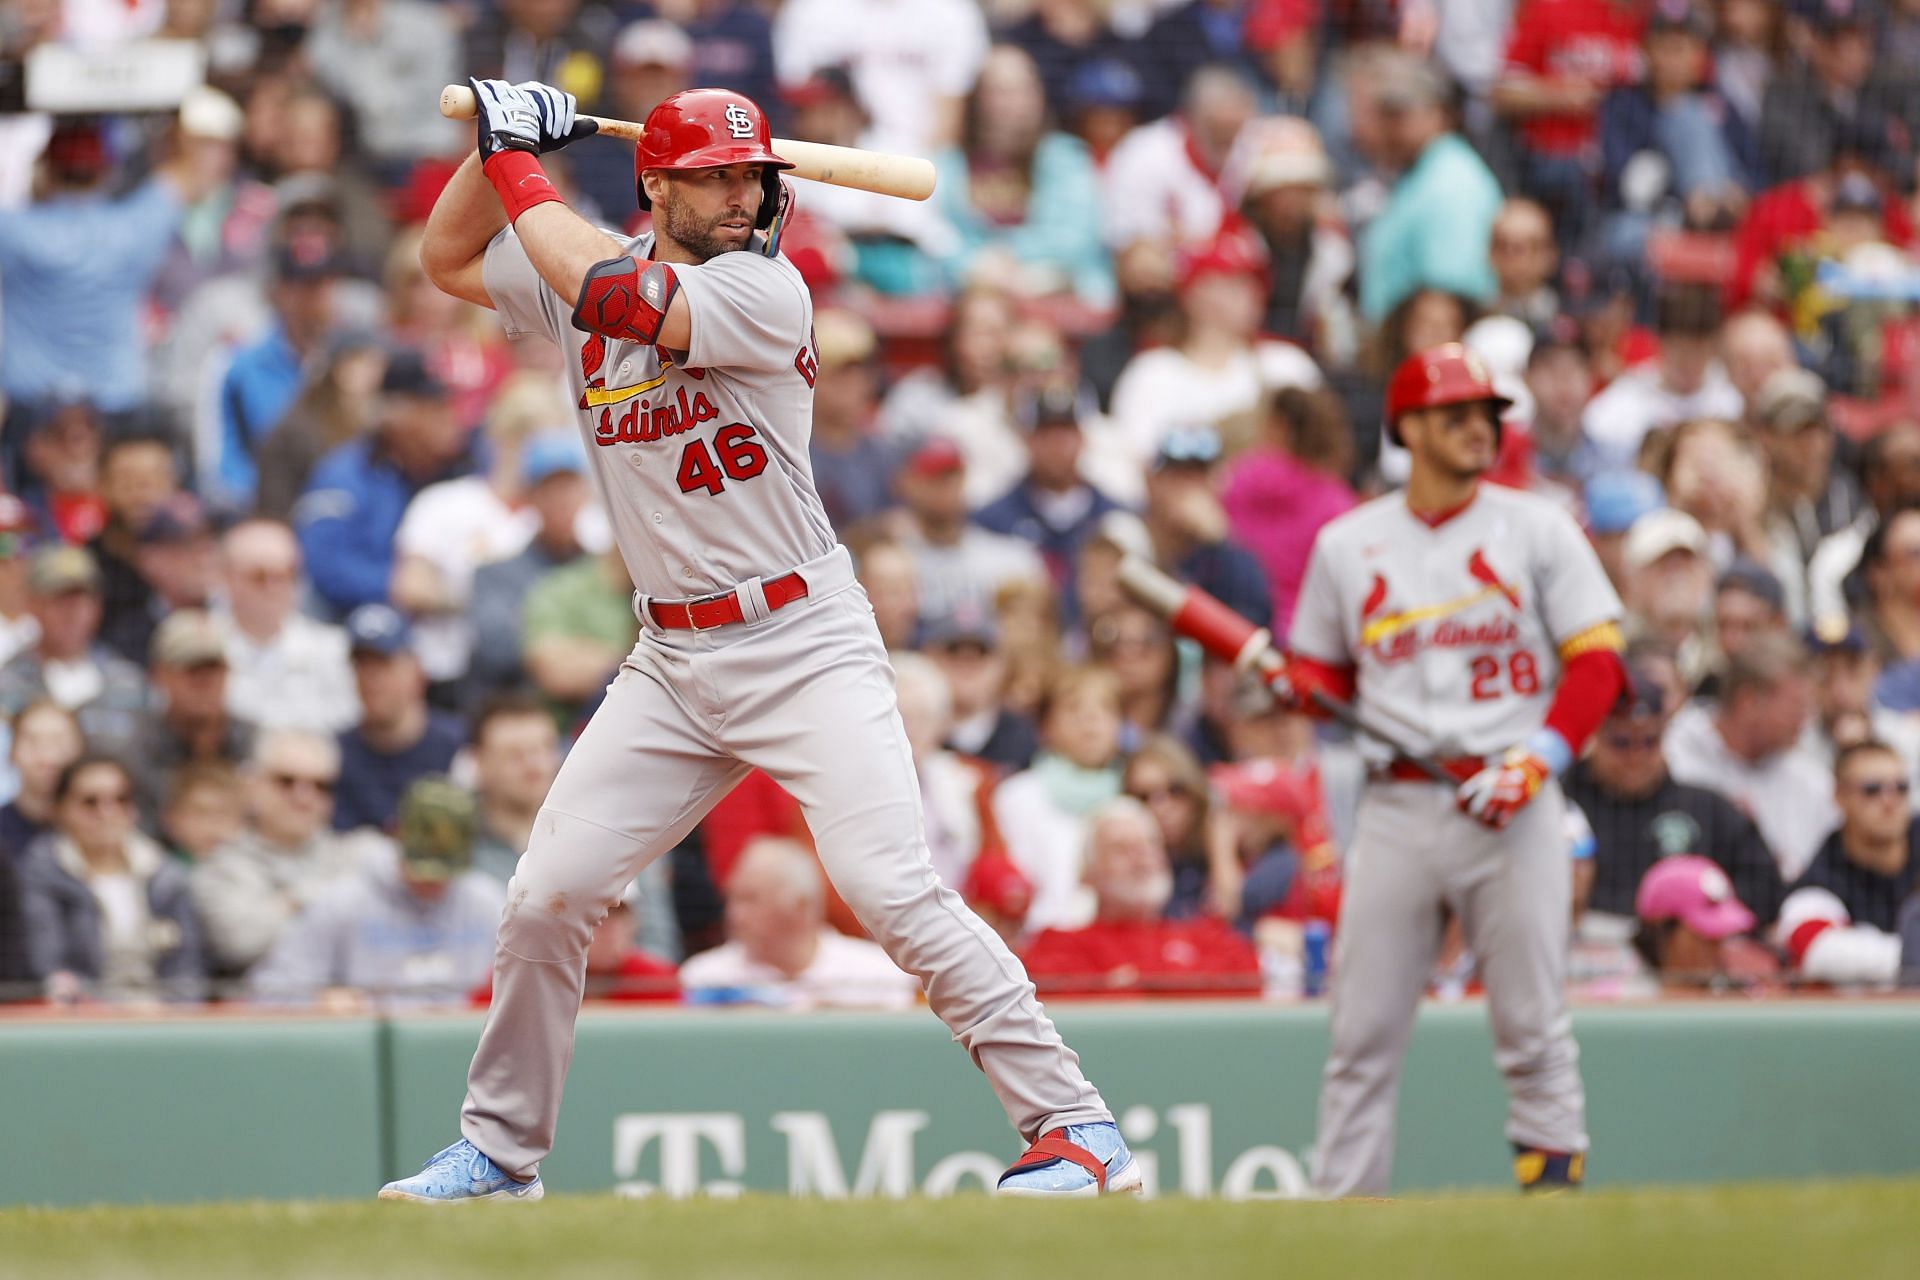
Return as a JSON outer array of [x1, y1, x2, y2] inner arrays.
[[482, 150, 562, 223], [1522, 727, 1573, 777]]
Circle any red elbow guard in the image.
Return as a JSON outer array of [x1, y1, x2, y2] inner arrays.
[[573, 256, 678, 344]]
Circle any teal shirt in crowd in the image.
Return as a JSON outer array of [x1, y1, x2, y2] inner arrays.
[[933, 133, 1114, 305], [1358, 133, 1501, 322]]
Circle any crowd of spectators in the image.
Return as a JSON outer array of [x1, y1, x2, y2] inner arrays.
[[2, 0, 1920, 1009]]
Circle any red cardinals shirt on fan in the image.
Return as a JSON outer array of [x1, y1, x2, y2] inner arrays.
[[1288, 484, 1622, 761], [483, 226, 837, 597]]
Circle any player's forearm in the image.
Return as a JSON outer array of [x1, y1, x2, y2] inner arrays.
[[421, 154, 508, 299], [510, 200, 625, 311]]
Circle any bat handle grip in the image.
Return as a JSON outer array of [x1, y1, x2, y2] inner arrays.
[[440, 85, 478, 120]]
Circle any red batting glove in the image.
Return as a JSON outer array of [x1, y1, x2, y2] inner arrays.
[[1455, 747, 1551, 830]]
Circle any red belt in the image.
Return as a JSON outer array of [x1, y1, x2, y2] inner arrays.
[[646, 572, 809, 631], [1380, 756, 1486, 784]]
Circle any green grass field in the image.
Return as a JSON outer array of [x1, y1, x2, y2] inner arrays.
[[4, 1180, 1917, 1280]]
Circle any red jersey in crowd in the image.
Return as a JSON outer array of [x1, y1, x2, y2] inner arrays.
[[1021, 918, 1262, 998], [473, 949, 681, 1005], [1503, 0, 1645, 157]]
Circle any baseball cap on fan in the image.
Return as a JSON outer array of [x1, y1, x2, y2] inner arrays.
[[1635, 856, 1756, 940], [905, 436, 965, 478], [521, 431, 587, 488], [151, 609, 229, 669], [395, 777, 478, 883], [1584, 471, 1664, 536], [345, 603, 415, 656], [613, 19, 694, 69], [1621, 508, 1709, 572]]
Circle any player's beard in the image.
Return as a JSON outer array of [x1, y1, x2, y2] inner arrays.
[[658, 193, 753, 262]]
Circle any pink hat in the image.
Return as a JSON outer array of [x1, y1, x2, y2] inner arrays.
[[1635, 856, 1756, 940]]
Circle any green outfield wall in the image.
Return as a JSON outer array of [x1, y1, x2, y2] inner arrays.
[[4, 1003, 1918, 1207]]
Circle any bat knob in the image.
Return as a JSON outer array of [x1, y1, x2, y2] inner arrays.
[[440, 85, 478, 120]]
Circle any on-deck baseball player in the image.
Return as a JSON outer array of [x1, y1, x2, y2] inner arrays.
[[378, 79, 1137, 1202], [1283, 344, 1627, 1197]]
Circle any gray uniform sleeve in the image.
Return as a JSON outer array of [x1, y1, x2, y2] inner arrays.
[[481, 227, 570, 344], [1288, 535, 1351, 664], [1532, 504, 1624, 645], [674, 251, 809, 373]]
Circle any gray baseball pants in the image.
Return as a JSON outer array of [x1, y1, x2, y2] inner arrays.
[[1311, 778, 1587, 1198], [460, 546, 1111, 1178]]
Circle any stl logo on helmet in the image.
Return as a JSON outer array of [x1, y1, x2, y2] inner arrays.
[[724, 103, 755, 138]]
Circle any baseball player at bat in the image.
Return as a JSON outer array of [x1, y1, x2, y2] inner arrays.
[[1283, 345, 1628, 1197], [380, 80, 1136, 1201]]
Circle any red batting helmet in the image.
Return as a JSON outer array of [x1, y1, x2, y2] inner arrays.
[[635, 88, 793, 228], [1384, 343, 1514, 445]]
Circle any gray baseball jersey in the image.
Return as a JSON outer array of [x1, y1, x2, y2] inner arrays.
[[1288, 485, 1618, 1196], [457, 232, 1113, 1179], [483, 227, 836, 595]]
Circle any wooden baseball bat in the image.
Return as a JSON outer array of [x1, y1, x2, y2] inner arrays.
[[438, 86, 937, 202], [1115, 556, 1458, 785]]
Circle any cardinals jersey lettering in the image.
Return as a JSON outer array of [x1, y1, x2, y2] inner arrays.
[[482, 227, 835, 597], [1289, 486, 1622, 759]]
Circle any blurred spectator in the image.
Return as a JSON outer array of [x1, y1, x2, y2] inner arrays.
[[469, 431, 599, 697], [17, 400, 106, 544], [893, 652, 1002, 892], [1756, 369, 1865, 617], [1654, 419, 1772, 572], [191, 729, 374, 979], [576, 19, 695, 223], [1122, 734, 1221, 919], [1089, 603, 1182, 745], [575, 876, 681, 1002], [0, 120, 197, 433], [392, 379, 574, 691], [1776, 739, 1919, 985], [1597, 1, 1750, 263], [1582, 286, 1742, 469], [933, 44, 1111, 303], [1585, 471, 1666, 592], [266, 92, 394, 272], [895, 437, 1047, 623], [1358, 52, 1501, 322], [1665, 632, 1836, 880], [925, 606, 1039, 774], [1563, 668, 1785, 924], [464, 0, 617, 108], [1224, 116, 1354, 353], [672, 0, 778, 115], [994, 664, 1125, 930], [1721, 310, 1797, 424], [1802, 616, 1920, 784], [1143, 428, 1274, 629], [86, 435, 179, 665], [806, 310, 893, 538], [1712, 0, 1778, 142], [306, 0, 461, 168], [110, 493, 219, 666], [253, 332, 386, 521], [678, 836, 917, 1009], [1020, 797, 1260, 997], [159, 764, 245, 863], [1632, 854, 1778, 989], [1137, 1, 1266, 119], [1002, 0, 1135, 115], [334, 605, 464, 834], [250, 777, 505, 1006], [772, 0, 989, 155], [1807, 424, 1920, 625], [1211, 753, 1340, 928], [878, 287, 1021, 505], [128, 610, 257, 826], [1112, 228, 1324, 468], [1221, 387, 1357, 632], [1529, 331, 1603, 488], [1493, 0, 1645, 249], [520, 547, 635, 727], [151, 87, 267, 313], [19, 755, 207, 1002], [975, 383, 1126, 596], [1859, 506, 1920, 666], [1102, 64, 1257, 250], [1757, 0, 1907, 187], [467, 693, 561, 885], [214, 519, 356, 735], [961, 851, 1034, 951], [0, 701, 83, 862], [295, 349, 475, 616], [0, 495, 36, 665], [1080, 239, 1182, 411], [855, 541, 920, 654], [381, 228, 514, 437], [215, 226, 344, 510], [1711, 559, 1789, 676], [0, 547, 148, 754], [1488, 198, 1561, 329]]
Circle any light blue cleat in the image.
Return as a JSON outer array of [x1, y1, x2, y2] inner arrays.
[[996, 1122, 1143, 1197], [378, 1139, 545, 1204]]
